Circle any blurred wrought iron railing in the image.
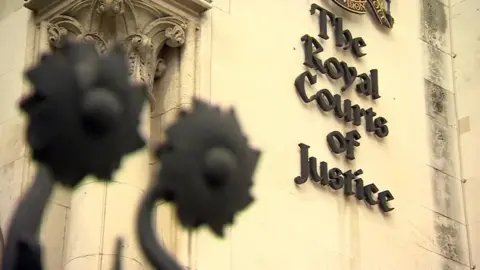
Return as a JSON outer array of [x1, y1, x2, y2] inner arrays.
[[1, 39, 260, 270]]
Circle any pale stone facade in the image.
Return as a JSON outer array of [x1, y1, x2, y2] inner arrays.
[[0, 0, 479, 270]]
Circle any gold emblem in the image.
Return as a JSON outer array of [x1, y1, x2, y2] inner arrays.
[[331, 0, 367, 14], [331, 0, 394, 28]]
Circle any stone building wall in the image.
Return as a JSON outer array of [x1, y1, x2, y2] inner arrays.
[[0, 0, 479, 270], [191, 0, 475, 269]]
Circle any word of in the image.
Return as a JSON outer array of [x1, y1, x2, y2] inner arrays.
[[327, 130, 361, 160]]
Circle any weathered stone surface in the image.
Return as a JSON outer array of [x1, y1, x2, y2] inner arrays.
[[421, 41, 454, 93], [420, 0, 451, 53], [424, 79, 456, 127], [412, 207, 469, 265], [427, 117, 460, 179]]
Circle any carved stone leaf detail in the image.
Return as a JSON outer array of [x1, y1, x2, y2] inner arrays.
[[46, 24, 68, 48], [165, 25, 186, 46], [78, 33, 108, 53], [97, 0, 125, 15], [46, 15, 85, 49]]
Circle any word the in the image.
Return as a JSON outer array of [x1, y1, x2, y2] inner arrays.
[[310, 4, 367, 57]]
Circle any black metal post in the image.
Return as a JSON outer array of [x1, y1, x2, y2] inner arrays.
[[2, 165, 54, 270], [137, 184, 182, 270]]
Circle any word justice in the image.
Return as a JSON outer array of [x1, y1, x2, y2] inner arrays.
[[294, 143, 394, 212], [295, 71, 389, 139], [300, 34, 380, 99]]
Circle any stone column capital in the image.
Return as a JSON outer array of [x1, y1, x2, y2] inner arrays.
[[25, 0, 211, 110]]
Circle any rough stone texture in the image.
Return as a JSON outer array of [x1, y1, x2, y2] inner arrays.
[[433, 215, 466, 263], [422, 42, 454, 93], [428, 118, 461, 179], [412, 207, 469, 266], [419, 248, 470, 269], [429, 167, 465, 224], [420, 0, 451, 53], [424, 79, 456, 127], [420, 0, 468, 268]]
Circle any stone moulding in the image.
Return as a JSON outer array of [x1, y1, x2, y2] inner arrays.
[[24, 0, 212, 18]]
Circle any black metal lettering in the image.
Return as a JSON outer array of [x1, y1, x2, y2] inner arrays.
[[378, 190, 394, 212], [301, 35, 326, 73], [333, 94, 345, 118], [370, 69, 381, 99], [343, 170, 356, 196], [324, 57, 344, 79], [353, 169, 365, 200], [345, 130, 361, 160], [315, 89, 335, 111], [356, 73, 371, 96], [352, 37, 367, 57], [310, 4, 336, 40], [340, 62, 357, 91], [326, 131, 345, 154], [374, 117, 389, 138], [294, 71, 317, 103], [328, 168, 344, 190], [294, 143, 310, 184], [364, 183, 379, 205], [364, 108, 377, 132], [309, 157, 322, 182]]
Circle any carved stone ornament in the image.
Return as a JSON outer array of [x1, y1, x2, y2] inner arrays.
[[24, 0, 212, 109], [96, 0, 125, 15], [331, 0, 394, 28]]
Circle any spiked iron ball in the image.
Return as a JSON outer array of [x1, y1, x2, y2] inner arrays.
[[155, 99, 261, 237], [20, 40, 146, 187]]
